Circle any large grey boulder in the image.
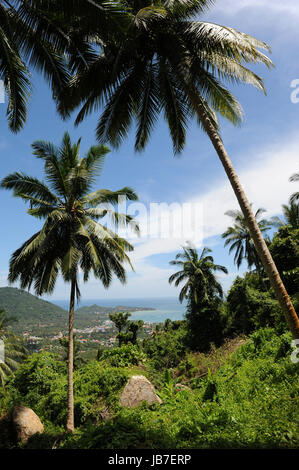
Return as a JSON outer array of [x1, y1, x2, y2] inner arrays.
[[120, 375, 162, 408], [12, 404, 44, 443]]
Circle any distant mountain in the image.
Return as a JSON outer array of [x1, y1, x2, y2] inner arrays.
[[76, 304, 155, 315], [0, 287, 67, 319], [0, 287, 154, 336], [0, 287, 67, 334]]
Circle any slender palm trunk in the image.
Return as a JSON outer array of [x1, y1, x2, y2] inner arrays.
[[198, 104, 299, 339], [66, 278, 76, 433]]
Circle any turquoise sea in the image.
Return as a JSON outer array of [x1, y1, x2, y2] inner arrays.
[[53, 297, 186, 323]]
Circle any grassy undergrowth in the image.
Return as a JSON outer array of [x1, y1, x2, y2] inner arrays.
[[0, 328, 298, 449]]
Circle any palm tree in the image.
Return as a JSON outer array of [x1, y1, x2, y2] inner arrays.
[[169, 244, 227, 305], [0, 132, 139, 432], [222, 208, 272, 273], [0, 0, 127, 131], [271, 202, 299, 230], [0, 309, 27, 387], [169, 243, 227, 350], [290, 173, 299, 204], [57, 0, 299, 339], [0, 0, 69, 131]]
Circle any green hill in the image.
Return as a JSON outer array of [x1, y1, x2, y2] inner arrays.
[[0, 287, 67, 333], [0, 287, 153, 341]]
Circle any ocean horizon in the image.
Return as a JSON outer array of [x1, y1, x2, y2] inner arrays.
[[52, 296, 186, 323]]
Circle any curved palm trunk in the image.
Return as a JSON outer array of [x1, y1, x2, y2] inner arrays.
[[198, 104, 299, 339], [66, 278, 75, 433]]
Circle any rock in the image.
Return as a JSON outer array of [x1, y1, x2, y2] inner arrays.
[[120, 375, 162, 408], [12, 404, 44, 443]]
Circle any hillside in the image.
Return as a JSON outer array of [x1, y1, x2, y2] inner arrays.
[[0, 287, 67, 333], [0, 288, 155, 354], [76, 304, 154, 315], [0, 328, 298, 449]]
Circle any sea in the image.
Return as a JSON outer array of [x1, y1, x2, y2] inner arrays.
[[52, 297, 186, 324]]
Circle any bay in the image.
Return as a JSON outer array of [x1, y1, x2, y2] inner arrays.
[[52, 297, 186, 323]]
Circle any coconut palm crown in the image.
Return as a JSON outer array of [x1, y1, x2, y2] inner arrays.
[[0, 0, 127, 132], [270, 202, 299, 231], [1, 132, 139, 295], [169, 244, 227, 305], [222, 207, 272, 272], [58, 0, 273, 153]]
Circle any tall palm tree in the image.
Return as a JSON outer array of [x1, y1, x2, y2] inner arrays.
[[0, 0, 127, 131], [290, 173, 299, 204], [169, 244, 227, 305], [222, 208, 272, 273], [271, 202, 299, 230], [0, 309, 27, 387], [0, 0, 68, 131], [57, 0, 299, 339], [0, 132, 139, 432], [169, 244, 227, 351]]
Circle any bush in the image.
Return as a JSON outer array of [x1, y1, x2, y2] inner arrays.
[[224, 274, 285, 335], [2, 353, 129, 427], [1, 328, 298, 449], [99, 343, 146, 368], [142, 322, 187, 370], [76, 328, 298, 449]]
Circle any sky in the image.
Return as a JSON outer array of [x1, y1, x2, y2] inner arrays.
[[0, 0, 298, 301]]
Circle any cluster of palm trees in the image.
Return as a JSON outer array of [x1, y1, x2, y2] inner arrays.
[[169, 176, 299, 315], [1, 0, 299, 431]]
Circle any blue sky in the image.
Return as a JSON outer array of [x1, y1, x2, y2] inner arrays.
[[0, 0, 298, 300]]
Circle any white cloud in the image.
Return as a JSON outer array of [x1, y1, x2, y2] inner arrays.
[[211, 0, 299, 17], [129, 133, 298, 260], [15, 133, 299, 301]]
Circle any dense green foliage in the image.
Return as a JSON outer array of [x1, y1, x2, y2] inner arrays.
[[0, 352, 129, 430], [98, 343, 146, 368], [222, 223, 299, 339], [224, 274, 285, 336], [1, 328, 298, 449], [269, 226, 299, 300], [143, 321, 187, 370]]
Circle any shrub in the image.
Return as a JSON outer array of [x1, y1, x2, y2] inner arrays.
[[143, 321, 187, 370], [99, 343, 146, 368], [224, 274, 285, 335]]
